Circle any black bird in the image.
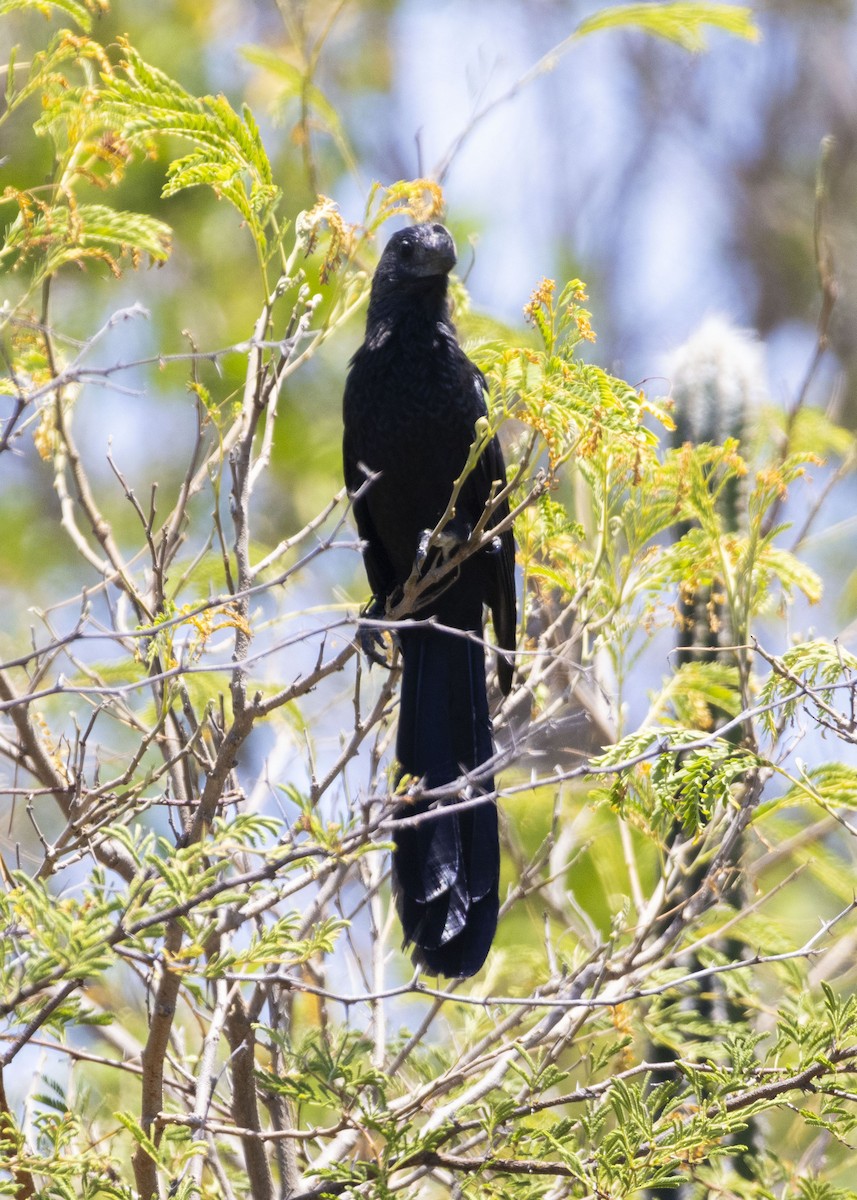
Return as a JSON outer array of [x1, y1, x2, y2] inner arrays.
[[342, 222, 516, 977]]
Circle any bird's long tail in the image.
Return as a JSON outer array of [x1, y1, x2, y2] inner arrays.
[[391, 624, 499, 978]]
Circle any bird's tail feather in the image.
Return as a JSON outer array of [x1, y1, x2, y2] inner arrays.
[[392, 626, 499, 978]]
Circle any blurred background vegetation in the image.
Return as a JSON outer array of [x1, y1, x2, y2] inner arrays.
[[3, 0, 856, 626]]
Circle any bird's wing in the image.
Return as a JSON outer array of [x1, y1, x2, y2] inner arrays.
[[479, 434, 517, 693], [460, 365, 517, 693], [343, 432, 398, 607]]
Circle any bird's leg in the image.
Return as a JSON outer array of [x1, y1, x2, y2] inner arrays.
[[416, 516, 472, 572], [357, 596, 395, 669]]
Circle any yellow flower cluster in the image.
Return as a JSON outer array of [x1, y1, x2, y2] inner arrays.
[[523, 277, 556, 326]]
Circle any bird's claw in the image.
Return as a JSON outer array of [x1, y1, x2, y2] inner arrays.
[[357, 599, 394, 670], [359, 627, 392, 669]]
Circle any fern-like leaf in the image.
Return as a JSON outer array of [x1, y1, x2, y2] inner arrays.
[[0, 0, 99, 30], [3, 199, 171, 279], [578, 2, 758, 51], [98, 41, 280, 254]]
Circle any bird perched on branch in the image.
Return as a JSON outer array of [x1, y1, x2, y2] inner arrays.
[[342, 222, 516, 978]]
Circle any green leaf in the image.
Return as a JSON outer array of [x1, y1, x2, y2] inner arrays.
[[577, 2, 759, 52], [781, 404, 856, 461], [114, 1111, 163, 1165], [759, 638, 857, 735], [755, 543, 822, 606], [242, 48, 323, 114], [3, 200, 171, 280], [650, 660, 742, 727], [781, 762, 857, 811], [0, 0, 95, 29], [94, 41, 280, 255]]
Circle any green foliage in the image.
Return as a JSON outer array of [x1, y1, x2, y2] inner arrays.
[[591, 726, 757, 836], [0, 29, 176, 319], [1, 199, 171, 281], [241, 43, 359, 180], [97, 40, 281, 264], [2, 2, 857, 1199], [759, 638, 857, 737], [0, 0, 101, 27], [577, 2, 759, 51]]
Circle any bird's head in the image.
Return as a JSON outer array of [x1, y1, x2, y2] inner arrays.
[[371, 223, 457, 295]]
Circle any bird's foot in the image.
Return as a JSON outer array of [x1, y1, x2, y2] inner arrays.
[[357, 598, 394, 670]]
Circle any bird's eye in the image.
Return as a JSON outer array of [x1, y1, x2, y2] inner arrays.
[[399, 238, 415, 260]]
